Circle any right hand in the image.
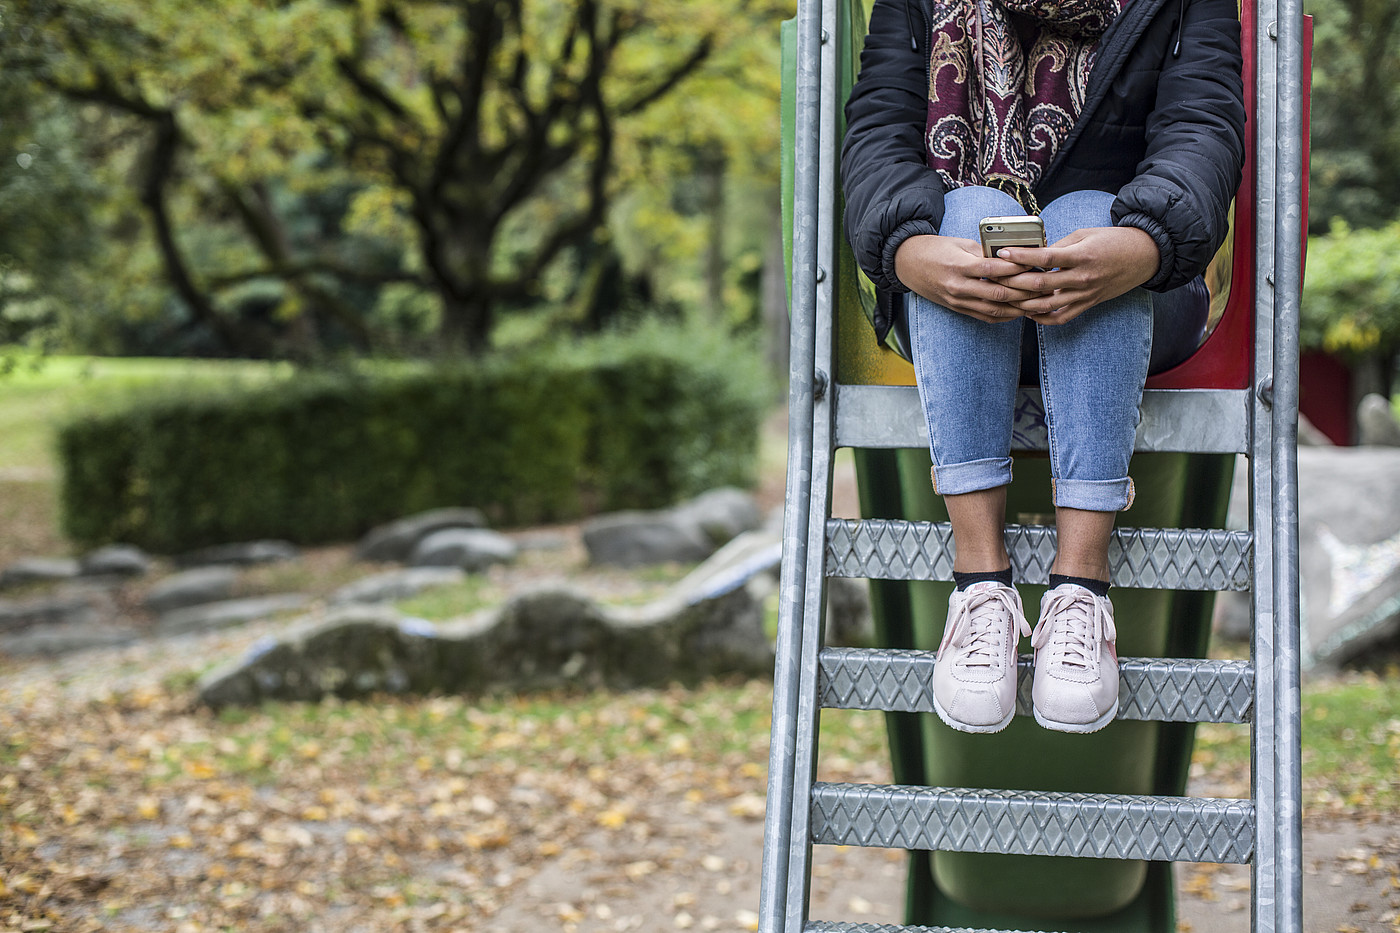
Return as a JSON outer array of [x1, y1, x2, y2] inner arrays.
[[894, 234, 1045, 324]]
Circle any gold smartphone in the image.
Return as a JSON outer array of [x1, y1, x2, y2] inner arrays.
[[979, 215, 1046, 257]]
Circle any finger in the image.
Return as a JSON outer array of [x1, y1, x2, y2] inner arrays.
[[1010, 288, 1097, 316], [952, 301, 1032, 322], [997, 245, 1080, 269]]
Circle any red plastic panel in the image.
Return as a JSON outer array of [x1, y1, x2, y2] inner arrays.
[[1147, 11, 1313, 390]]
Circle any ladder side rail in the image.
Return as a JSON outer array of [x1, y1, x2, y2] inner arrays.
[[1249, 0, 1281, 928], [1271, 0, 1307, 927], [783, 0, 845, 925], [757, 0, 824, 922]]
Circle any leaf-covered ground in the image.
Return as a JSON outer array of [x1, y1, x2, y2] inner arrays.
[[4, 660, 1399, 933], [0, 673, 894, 933]]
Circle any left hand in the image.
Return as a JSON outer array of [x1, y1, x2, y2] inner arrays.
[[992, 226, 1161, 326]]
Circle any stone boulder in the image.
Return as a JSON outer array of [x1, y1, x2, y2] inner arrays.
[[158, 594, 310, 637], [197, 542, 775, 708], [0, 587, 128, 656], [0, 557, 82, 590], [144, 566, 240, 615], [408, 529, 517, 572], [80, 544, 151, 578], [357, 508, 487, 563], [672, 487, 764, 548], [1356, 394, 1400, 447], [583, 488, 763, 568], [1297, 413, 1333, 447], [330, 567, 467, 605], [0, 619, 141, 656], [178, 540, 298, 568], [0, 590, 107, 634], [1214, 446, 1400, 669], [582, 511, 714, 568]]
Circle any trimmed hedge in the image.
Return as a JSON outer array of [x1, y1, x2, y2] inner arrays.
[[59, 328, 770, 553]]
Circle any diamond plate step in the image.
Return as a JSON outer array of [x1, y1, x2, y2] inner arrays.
[[812, 918, 1052, 924], [825, 520, 1252, 591], [811, 783, 1254, 863], [818, 648, 1254, 723]]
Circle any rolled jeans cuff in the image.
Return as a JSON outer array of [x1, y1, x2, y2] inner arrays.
[[931, 457, 1013, 496], [1052, 476, 1136, 512]]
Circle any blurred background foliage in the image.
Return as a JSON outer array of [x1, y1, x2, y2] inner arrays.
[[0, 0, 1396, 370], [0, 0, 788, 362]]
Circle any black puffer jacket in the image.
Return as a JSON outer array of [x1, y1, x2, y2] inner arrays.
[[841, 0, 1247, 344]]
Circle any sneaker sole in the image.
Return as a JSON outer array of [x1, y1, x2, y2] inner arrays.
[[1032, 703, 1117, 734], [932, 690, 1015, 735]]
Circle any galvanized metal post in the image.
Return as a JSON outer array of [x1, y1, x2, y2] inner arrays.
[[1270, 0, 1306, 926], [782, 0, 843, 925], [757, 0, 823, 926], [1249, 0, 1281, 929]]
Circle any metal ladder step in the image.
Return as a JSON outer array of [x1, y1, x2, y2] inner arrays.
[[833, 383, 1250, 454], [811, 784, 1255, 863], [819, 648, 1254, 723], [812, 918, 1058, 924], [825, 519, 1252, 591], [806, 918, 1052, 924]]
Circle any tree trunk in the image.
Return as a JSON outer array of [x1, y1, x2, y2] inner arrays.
[[439, 290, 493, 355]]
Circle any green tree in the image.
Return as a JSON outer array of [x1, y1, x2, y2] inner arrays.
[[1300, 219, 1400, 392], [1305, 0, 1400, 230], [1, 0, 784, 356]]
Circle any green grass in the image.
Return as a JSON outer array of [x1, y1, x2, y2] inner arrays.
[[393, 579, 501, 621], [186, 680, 785, 785], [1193, 668, 1400, 814]]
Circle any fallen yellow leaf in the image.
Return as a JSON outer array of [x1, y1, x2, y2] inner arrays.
[[597, 809, 628, 829]]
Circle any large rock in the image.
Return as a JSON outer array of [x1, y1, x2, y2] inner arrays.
[[1297, 412, 1333, 447], [583, 488, 764, 568], [0, 591, 107, 633], [80, 544, 151, 578], [672, 487, 764, 547], [178, 540, 298, 568], [0, 557, 81, 590], [582, 512, 714, 567], [197, 542, 776, 708], [1356, 394, 1400, 447], [144, 566, 240, 615], [330, 567, 467, 605], [1213, 446, 1400, 669], [0, 620, 141, 657], [408, 529, 516, 572], [158, 594, 310, 637], [357, 508, 487, 563]]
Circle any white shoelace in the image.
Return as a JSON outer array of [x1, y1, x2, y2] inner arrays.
[[1032, 586, 1117, 671], [946, 585, 1030, 670]]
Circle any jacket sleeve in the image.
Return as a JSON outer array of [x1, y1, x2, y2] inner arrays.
[[1112, 0, 1246, 291], [840, 0, 945, 294]]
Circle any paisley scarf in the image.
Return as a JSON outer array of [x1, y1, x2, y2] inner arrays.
[[924, 0, 1125, 211]]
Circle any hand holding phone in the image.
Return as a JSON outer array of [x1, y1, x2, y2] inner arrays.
[[979, 215, 1046, 258]]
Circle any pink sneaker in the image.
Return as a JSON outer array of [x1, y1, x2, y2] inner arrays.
[[1030, 583, 1120, 733], [931, 582, 1030, 733]]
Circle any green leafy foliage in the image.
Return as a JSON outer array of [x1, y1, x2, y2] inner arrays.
[[1300, 219, 1400, 356], [0, 0, 787, 356], [1305, 0, 1400, 231], [57, 325, 771, 551]]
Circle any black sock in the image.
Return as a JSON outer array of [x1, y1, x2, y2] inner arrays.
[[1049, 573, 1110, 598], [953, 568, 1014, 591]]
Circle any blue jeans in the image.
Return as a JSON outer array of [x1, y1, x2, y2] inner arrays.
[[909, 186, 1151, 512]]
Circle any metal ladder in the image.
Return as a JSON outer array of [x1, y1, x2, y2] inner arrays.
[[758, 0, 1307, 927]]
